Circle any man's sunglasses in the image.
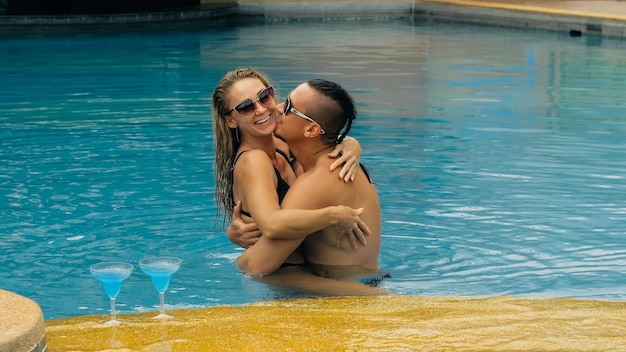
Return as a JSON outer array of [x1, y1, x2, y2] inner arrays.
[[228, 86, 275, 118], [283, 95, 326, 134]]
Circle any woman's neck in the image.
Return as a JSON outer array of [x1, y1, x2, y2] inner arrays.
[[239, 135, 277, 160]]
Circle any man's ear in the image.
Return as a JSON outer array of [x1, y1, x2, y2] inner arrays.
[[304, 123, 321, 138]]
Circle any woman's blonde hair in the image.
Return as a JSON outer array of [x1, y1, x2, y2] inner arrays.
[[212, 67, 273, 225]]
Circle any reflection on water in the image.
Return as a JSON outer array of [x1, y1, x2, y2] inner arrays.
[[1, 19, 626, 320]]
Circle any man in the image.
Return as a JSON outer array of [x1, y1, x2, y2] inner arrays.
[[235, 79, 383, 287]]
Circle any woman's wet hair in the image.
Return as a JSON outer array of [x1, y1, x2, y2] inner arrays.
[[212, 67, 273, 223]]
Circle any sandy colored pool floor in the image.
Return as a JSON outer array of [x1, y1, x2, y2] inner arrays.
[[46, 296, 626, 351]]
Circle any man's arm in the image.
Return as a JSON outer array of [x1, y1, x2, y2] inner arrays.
[[253, 268, 387, 296], [226, 201, 261, 248], [227, 136, 363, 245], [238, 150, 367, 241], [234, 152, 365, 275]]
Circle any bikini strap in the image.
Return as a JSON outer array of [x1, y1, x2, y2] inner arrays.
[[275, 148, 293, 163], [232, 150, 250, 170], [361, 163, 374, 184]]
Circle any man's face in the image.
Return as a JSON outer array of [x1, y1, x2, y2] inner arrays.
[[275, 83, 324, 140]]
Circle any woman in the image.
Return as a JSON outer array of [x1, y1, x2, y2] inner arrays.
[[212, 68, 369, 271]]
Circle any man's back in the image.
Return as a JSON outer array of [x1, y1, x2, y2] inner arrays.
[[276, 78, 383, 281], [281, 155, 381, 271]]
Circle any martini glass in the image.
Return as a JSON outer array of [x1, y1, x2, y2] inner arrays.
[[90, 262, 134, 325], [139, 256, 182, 319]]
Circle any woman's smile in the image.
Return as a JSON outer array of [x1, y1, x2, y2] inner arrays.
[[255, 114, 272, 125]]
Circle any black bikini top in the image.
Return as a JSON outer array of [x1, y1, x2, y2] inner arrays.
[[233, 149, 291, 218]]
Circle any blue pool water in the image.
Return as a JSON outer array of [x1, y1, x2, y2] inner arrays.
[[1, 19, 626, 320]]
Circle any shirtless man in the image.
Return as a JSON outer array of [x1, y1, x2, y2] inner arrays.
[[235, 79, 382, 284]]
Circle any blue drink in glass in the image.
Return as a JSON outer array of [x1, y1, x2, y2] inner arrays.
[[90, 262, 133, 325], [139, 257, 182, 319]]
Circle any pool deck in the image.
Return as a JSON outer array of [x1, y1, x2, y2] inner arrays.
[[240, 0, 626, 21], [2, 0, 626, 37], [238, 0, 626, 37], [45, 296, 626, 351], [425, 0, 626, 36]]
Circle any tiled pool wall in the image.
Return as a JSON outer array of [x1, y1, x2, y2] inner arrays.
[[0, 4, 236, 30]]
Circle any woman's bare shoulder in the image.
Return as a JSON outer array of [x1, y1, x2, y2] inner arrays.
[[234, 149, 273, 171]]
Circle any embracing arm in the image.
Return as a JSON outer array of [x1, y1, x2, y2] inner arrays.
[[226, 201, 261, 248], [229, 136, 366, 247], [228, 201, 367, 251], [238, 151, 367, 241], [329, 136, 361, 182], [235, 205, 356, 275], [289, 136, 361, 181], [233, 151, 367, 275]]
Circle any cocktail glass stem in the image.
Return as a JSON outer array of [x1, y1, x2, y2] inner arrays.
[[159, 292, 166, 316], [154, 290, 171, 319], [108, 297, 119, 325]]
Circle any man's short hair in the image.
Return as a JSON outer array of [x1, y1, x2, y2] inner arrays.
[[306, 79, 356, 144]]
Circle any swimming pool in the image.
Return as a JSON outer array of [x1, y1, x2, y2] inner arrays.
[[1, 18, 626, 321]]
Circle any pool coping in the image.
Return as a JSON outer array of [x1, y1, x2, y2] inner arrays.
[[0, 290, 47, 352], [411, 0, 626, 37], [1, 1, 626, 37]]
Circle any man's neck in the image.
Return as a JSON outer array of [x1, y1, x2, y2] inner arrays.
[[291, 142, 334, 172]]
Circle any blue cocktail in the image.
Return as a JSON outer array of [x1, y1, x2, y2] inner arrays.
[[90, 262, 134, 325], [139, 256, 182, 319]]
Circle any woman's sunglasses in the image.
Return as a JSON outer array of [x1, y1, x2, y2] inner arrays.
[[227, 86, 275, 118], [283, 95, 326, 134]]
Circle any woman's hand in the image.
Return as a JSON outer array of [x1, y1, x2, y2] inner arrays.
[[328, 136, 361, 182], [331, 206, 370, 251], [227, 201, 262, 248]]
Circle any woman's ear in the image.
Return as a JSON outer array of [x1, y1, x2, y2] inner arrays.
[[225, 116, 238, 129]]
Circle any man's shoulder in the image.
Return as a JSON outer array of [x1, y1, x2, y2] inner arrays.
[[296, 164, 340, 184], [287, 164, 340, 195]]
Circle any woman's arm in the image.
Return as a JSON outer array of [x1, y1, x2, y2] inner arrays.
[[233, 150, 369, 274], [236, 150, 369, 240], [227, 200, 367, 250], [285, 135, 362, 181], [328, 136, 361, 182], [227, 138, 367, 247]]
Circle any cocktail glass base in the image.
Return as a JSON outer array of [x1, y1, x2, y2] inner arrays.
[[153, 312, 173, 320]]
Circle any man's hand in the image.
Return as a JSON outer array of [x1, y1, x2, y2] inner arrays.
[[328, 136, 361, 182], [331, 206, 370, 250], [227, 201, 262, 248]]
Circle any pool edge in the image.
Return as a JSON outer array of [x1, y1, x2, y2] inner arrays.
[[0, 289, 47, 352], [1, 1, 626, 37]]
